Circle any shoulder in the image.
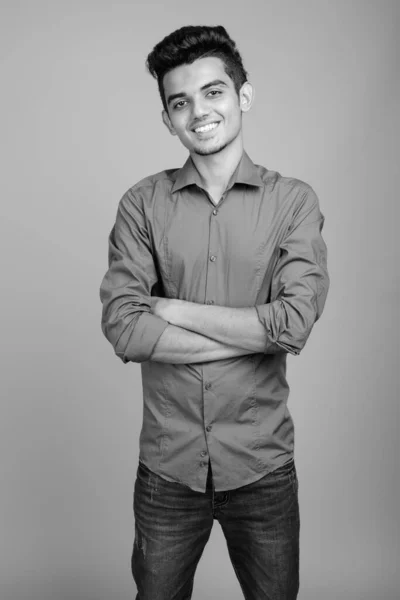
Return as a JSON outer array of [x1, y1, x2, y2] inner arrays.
[[255, 163, 322, 228], [259, 163, 319, 207], [130, 168, 178, 194], [257, 163, 314, 197], [118, 167, 179, 209]]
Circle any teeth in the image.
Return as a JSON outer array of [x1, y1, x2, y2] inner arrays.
[[195, 122, 218, 133]]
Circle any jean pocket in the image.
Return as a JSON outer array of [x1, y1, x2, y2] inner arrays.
[[270, 458, 298, 492], [137, 460, 154, 480], [271, 458, 295, 477]]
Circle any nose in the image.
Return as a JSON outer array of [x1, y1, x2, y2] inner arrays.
[[191, 97, 210, 120]]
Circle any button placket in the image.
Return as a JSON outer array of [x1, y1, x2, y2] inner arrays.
[[203, 196, 218, 460]]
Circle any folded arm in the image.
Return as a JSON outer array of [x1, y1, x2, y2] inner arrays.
[[99, 191, 169, 363], [151, 186, 330, 356], [150, 324, 256, 364], [99, 190, 254, 364], [151, 299, 268, 353]]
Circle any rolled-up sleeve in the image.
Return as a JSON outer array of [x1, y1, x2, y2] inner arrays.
[[255, 186, 329, 355], [99, 190, 168, 363]]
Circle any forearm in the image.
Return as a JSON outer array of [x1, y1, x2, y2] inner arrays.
[[163, 301, 268, 353], [150, 323, 255, 364]]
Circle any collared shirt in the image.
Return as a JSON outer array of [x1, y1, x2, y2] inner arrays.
[[100, 151, 329, 492]]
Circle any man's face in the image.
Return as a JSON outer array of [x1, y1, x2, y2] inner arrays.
[[162, 56, 252, 156]]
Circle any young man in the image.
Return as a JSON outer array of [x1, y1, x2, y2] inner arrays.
[[100, 25, 329, 600]]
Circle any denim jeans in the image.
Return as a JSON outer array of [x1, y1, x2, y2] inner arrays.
[[132, 458, 300, 600]]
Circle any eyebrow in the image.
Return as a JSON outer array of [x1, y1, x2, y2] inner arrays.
[[166, 79, 228, 106]]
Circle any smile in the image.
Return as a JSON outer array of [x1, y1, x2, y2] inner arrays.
[[193, 122, 220, 133]]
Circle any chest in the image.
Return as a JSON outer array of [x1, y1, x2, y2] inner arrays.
[[148, 189, 289, 302]]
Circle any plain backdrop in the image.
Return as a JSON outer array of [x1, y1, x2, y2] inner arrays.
[[1, 1, 399, 599]]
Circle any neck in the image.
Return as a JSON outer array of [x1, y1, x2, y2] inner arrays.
[[190, 134, 244, 198]]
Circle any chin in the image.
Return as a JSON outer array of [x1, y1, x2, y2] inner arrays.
[[193, 141, 228, 156]]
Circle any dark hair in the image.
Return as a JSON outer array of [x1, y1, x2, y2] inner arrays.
[[146, 25, 248, 112]]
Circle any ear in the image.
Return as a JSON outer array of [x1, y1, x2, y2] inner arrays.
[[162, 110, 177, 136], [239, 81, 254, 113]]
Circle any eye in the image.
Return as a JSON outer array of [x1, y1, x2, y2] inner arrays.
[[173, 100, 188, 110], [207, 89, 222, 97]]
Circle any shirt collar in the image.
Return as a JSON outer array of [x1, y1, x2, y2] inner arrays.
[[171, 151, 264, 193]]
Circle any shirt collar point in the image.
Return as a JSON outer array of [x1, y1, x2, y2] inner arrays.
[[171, 151, 265, 193]]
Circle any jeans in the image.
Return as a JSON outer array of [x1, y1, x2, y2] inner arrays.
[[132, 458, 300, 600]]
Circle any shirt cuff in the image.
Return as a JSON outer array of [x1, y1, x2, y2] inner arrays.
[[123, 312, 169, 363], [255, 304, 273, 335], [255, 303, 299, 356]]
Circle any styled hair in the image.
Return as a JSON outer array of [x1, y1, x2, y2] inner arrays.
[[146, 25, 248, 112]]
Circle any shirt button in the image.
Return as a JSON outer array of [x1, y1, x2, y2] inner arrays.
[[212, 209, 218, 216], [206, 425, 212, 432], [204, 382, 211, 390], [201, 451, 207, 457], [210, 255, 216, 262], [200, 461, 207, 467]]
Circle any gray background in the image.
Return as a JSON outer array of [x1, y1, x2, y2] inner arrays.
[[1, 1, 399, 599]]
